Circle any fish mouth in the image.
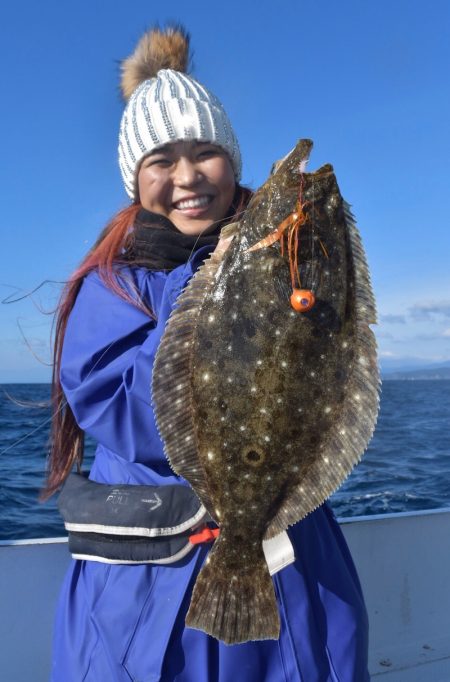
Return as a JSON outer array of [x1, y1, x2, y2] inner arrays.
[[173, 195, 214, 211], [271, 139, 313, 177]]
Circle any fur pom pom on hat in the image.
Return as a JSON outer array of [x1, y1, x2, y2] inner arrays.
[[118, 25, 241, 199]]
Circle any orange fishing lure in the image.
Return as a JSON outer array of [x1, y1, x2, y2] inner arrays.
[[247, 197, 316, 312]]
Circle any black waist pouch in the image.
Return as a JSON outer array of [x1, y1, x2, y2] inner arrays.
[[58, 473, 210, 565]]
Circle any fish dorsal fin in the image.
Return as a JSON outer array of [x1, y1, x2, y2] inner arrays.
[[152, 248, 227, 516], [265, 202, 379, 539]]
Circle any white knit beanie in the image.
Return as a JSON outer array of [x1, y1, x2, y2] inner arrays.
[[118, 26, 242, 199]]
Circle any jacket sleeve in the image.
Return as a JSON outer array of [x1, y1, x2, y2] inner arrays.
[[60, 247, 211, 465]]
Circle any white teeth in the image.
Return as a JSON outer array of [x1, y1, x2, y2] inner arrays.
[[175, 196, 211, 210]]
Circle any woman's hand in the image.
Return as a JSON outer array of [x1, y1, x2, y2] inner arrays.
[[214, 221, 239, 257], [214, 234, 234, 257]]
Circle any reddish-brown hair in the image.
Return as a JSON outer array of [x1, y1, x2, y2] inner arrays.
[[42, 187, 252, 499]]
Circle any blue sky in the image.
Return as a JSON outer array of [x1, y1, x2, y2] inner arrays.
[[1, 0, 449, 381]]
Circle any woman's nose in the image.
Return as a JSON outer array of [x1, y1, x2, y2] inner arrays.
[[173, 157, 201, 186]]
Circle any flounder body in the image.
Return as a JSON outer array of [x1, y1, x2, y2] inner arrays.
[[152, 139, 379, 644]]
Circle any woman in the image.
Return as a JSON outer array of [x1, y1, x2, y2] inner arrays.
[[47, 25, 370, 682]]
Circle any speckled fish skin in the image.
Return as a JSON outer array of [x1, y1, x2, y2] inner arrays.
[[152, 139, 379, 645]]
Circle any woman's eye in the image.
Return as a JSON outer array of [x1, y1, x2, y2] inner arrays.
[[147, 157, 171, 167], [198, 149, 218, 160]]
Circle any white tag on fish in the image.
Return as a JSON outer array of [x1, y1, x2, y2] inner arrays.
[[262, 531, 295, 576]]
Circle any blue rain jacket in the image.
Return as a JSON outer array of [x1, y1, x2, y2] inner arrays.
[[51, 246, 370, 682]]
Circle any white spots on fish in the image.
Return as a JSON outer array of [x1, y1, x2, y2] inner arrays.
[[227, 376, 233, 383], [238, 509, 244, 515], [323, 456, 330, 464], [185, 435, 192, 442], [260, 408, 267, 414], [270, 299, 276, 305], [290, 311, 297, 318], [232, 575, 238, 581], [227, 344, 232, 351], [339, 429, 346, 436], [354, 393, 361, 401], [324, 406, 332, 414], [239, 425, 246, 431], [259, 312, 264, 318], [256, 359, 263, 366], [281, 360, 287, 368], [176, 383, 184, 391], [298, 407, 303, 413], [266, 475, 272, 481], [231, 312, 238, 320], [243, 264, 252, 270], [221, 416, 226, 422], [310, 371, 316, 377], [320, 354, 325, 360], [215, 509, 221, 519], [286, 443, 292, 450], [234, 294, 240, 299], [291, 465, 299, 472], [264, 435, 271, 442], [223, 442, 228, 447], [342, 341, 349, 349], [359, 355, 367, 366], [208, 314, 215, 323], [202, 372, 210, 382], [277, 397, 283, 404], [207, 451, 215, 461], [251, 386, 257, 393], [275, 329, 281, 336], [253, 298, 257, 304]]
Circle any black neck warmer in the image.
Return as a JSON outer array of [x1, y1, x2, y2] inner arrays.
[[123, 208, 225, 271]]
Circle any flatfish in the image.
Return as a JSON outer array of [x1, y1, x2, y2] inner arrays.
[[152, 139, 379, 644]]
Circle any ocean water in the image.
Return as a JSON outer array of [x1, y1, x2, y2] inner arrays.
[[1, 381, 449, 541]]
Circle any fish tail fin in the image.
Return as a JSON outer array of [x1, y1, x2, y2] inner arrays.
[[186, 537, 280, 644]]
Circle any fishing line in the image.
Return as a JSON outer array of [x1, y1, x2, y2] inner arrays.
[[14, 318, 53, 367], [310, 178, 317, 291], [1, 279, 67, 305], [0, 338, 119, 458], [181, 206, 248, 279], [1, 205, 251, 458]]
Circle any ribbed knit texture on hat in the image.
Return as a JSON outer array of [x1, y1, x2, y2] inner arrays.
[[118, 69, 242, 199]]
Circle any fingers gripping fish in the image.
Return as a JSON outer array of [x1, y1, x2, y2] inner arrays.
[[152, 139, 379, 645]]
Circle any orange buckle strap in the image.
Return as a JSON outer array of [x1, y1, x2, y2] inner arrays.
[[189, 527, 220, 545]]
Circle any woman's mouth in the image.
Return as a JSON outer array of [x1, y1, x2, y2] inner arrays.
[[173, 195, 213, 211]]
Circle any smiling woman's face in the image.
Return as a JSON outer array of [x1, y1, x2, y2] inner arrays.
[[137, 140, 236, 235]]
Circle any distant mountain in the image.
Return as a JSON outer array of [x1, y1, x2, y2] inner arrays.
[[379, 357, 450, 377], [383, 366, 450, 380]]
